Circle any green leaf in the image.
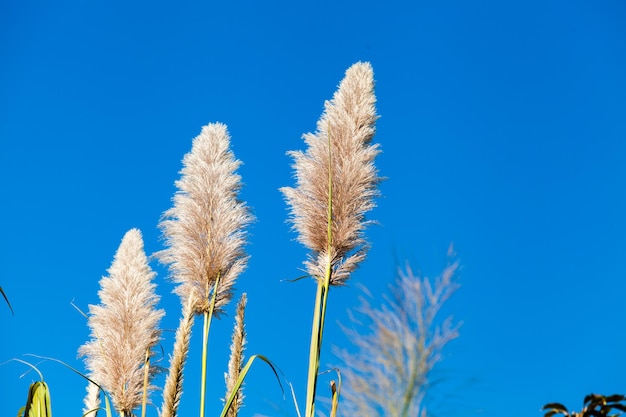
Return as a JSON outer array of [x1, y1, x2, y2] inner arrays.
[[81, 408, 100, 417], [22, 354, 114, 416], [283, 274, 311, 283], [219, 354, 284, 417], [23, 381, 52, 417], [23, 354, 101, 388], [104, 395, 113, 417]]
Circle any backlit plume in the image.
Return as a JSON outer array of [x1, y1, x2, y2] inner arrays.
[[79, 228, 163, 416], [281, 62, 381, 285], [159, 122, 253, 315]]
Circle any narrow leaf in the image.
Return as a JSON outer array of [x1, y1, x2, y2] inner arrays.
[[219, 354, 284, 417], [544, 411, 566, 417], [9, 358, 44, 381], [104, 396, 113, 417], [543, 403, 569, 412], [605, 395, 626, 403], [1, 286, 14, 315]]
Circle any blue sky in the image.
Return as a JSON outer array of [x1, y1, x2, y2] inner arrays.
[[1, 1, 625, 416]]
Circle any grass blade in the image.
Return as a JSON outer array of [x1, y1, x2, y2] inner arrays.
[[219, 354, 284, 417], [1, 286, 15, 315], [22, 381, 52, 417]]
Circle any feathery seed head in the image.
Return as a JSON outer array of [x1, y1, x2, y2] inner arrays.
[[223, 293, 247, 417], [159, 122, 253, 315], [281, 62, 381, 285], [161, 293, 195, 417], [79, 228, 164, 416], [83, 382, 101, 417]]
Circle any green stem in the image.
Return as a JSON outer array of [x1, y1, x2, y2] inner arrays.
[[304, 264, 332, 417], [199, 275, 221, 417], [304, 281, 323, 417], [304, 128, 335, 417]]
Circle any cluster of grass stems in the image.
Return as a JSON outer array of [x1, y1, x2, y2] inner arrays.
[[9, 62, 460, 417]]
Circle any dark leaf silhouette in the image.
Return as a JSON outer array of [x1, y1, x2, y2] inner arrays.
[[544, 394, 626, 417]]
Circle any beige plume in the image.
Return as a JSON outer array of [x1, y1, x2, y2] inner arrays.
[[160, 294, 195, 417], [79, 228, 164, 417], [82, 382, 100, 417], [281, 62, 381, 285], [159, 122, 253, 315]]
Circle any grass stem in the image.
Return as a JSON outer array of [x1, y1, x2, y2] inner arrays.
[[141, 349, 150, 417], [199, 275, 221, 417], [304, 130, 334, 417]]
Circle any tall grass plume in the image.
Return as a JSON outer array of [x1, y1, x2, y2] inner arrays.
[[158, 122, 253, 417], [281, 61, 380, 286], [79, 228, 164, 417], [281, 62, 381, 417]]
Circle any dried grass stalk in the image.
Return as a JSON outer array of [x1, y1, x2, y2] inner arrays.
[[281, 62, 380, 285], [161, 294, 195, 417], [79, 228, 164, 417], [223, 293, 247, 417], [159, 122, 253, 315]]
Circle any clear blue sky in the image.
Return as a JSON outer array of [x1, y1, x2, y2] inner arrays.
[[2, 1, 625, 416]]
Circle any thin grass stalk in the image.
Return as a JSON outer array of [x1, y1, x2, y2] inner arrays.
[[141, 349, 149, 417], [400, 355, 420, 417], [199, 274, 220, 417], [223, 294, 247, 417]]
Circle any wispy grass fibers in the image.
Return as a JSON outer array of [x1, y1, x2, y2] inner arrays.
[[282, 62, 380, 417], [159, 123, 253, 417]]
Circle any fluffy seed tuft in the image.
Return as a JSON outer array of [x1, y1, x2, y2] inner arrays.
[[79, 228, 164, 416], [281, 62, 381, 285], [159, 122, 253, 315]]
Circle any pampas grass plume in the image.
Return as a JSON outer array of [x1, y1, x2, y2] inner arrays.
[[159, 122, 253, 315], [79, 228, 164, 416], [281, 62, 380, 285]]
